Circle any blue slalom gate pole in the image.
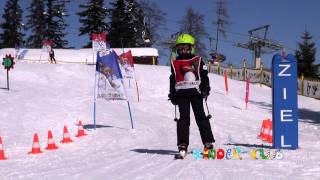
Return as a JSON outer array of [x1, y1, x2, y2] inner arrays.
[[126, 101, 134, 129], [93, 100, 96, 130], [93, 67, 98, 130]]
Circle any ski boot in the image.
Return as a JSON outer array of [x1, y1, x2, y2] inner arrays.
[[204, 142, 214, 150], [175, 144, 188, 159], [203, 142, 214, 160]]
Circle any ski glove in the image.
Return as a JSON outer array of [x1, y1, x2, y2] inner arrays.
[[200, 86, 210, 99], [168, 93, 177, 105], [201, 91, 209, 100]]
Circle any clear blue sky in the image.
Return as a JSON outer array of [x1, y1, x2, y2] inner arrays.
[[1, 0, 320, 67]]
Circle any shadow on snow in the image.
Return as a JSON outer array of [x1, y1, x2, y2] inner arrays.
[[131, 149, 177, 156], [298, 108, 320, 125]]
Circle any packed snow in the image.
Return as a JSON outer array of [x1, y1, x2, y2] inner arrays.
[[0, 56, 320, 179]]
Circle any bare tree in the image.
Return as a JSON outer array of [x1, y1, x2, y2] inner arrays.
[[138, 0, 166, 46], [179, 7, 208, 58]]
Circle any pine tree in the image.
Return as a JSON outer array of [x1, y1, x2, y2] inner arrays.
[[127, 0, 146, 47], [108, 0, 132, 48], [26, 0, 46, 48], [0, 0, 24, 48], [179, 7, 208, 58], [108, 0, 147, 48], [295, 31, 319, 78], [45, 0, 69, 48], [78, 0, 108, 48]]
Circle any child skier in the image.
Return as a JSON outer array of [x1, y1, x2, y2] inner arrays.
[[168, 34, 215, 158], [49, 48, 56, 64]]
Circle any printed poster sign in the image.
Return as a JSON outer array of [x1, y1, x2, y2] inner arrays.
[[96, 51, 126, 100]]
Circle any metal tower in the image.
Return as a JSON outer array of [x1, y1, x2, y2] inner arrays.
[[234, 25, 283, 68]]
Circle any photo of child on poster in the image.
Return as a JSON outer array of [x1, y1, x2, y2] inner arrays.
[[119, 50, 135, 80], [96, 51, 126, 100], [172, 56, 201, 90]]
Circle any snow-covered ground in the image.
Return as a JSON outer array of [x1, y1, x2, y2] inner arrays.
[[0, 59, 319, 179], [0, 48, 158, 64]]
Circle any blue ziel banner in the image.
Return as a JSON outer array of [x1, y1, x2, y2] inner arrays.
[[272, 53, 298, 149]]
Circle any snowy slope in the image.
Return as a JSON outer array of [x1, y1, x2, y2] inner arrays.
[[0, 48, 158, 64], [0, 61, 319, 180]]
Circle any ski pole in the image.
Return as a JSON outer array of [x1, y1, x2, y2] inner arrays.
[[205, 99, 212, 120], [174, 105, 178, 122]]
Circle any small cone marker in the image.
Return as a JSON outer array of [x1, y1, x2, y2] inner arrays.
[[257, 119, 267, 139], [262, 119, 272, 141], [266, 119, 273, 143], [45, 130, 59, 150], [0, 136, 7, 160], [76, 120, 87, 137], [60, 126, 73, 143], [28, 133, 42, 154]]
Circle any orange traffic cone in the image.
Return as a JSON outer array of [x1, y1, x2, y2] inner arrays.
[[262, 119, 272, 141], [266, 119, 273, 143], [45, 130, 59, 150], [76, 120, 87, 137], [257, 119, 267, 139], [0, 136, 7, 160], [60, 126, 73, 143], [28, 133, 42, 154]]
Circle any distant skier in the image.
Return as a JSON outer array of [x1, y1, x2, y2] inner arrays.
[[168, 34, 215, 158], [49, 48, 56, 64]]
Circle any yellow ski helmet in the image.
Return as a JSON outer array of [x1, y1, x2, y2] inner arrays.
[[175, 34, 195, 46], [175, 34, 196, 54]]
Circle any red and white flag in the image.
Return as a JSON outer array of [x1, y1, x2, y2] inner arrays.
[[92, 32, 107, 53], [119, 50, 135, 79], [42, 40, 53, 53]]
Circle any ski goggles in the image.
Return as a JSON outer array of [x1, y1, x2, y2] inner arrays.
[[176, 44, 192, 53]]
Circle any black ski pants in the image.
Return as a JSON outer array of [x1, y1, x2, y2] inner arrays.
[[176, 94, 215, 148]]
